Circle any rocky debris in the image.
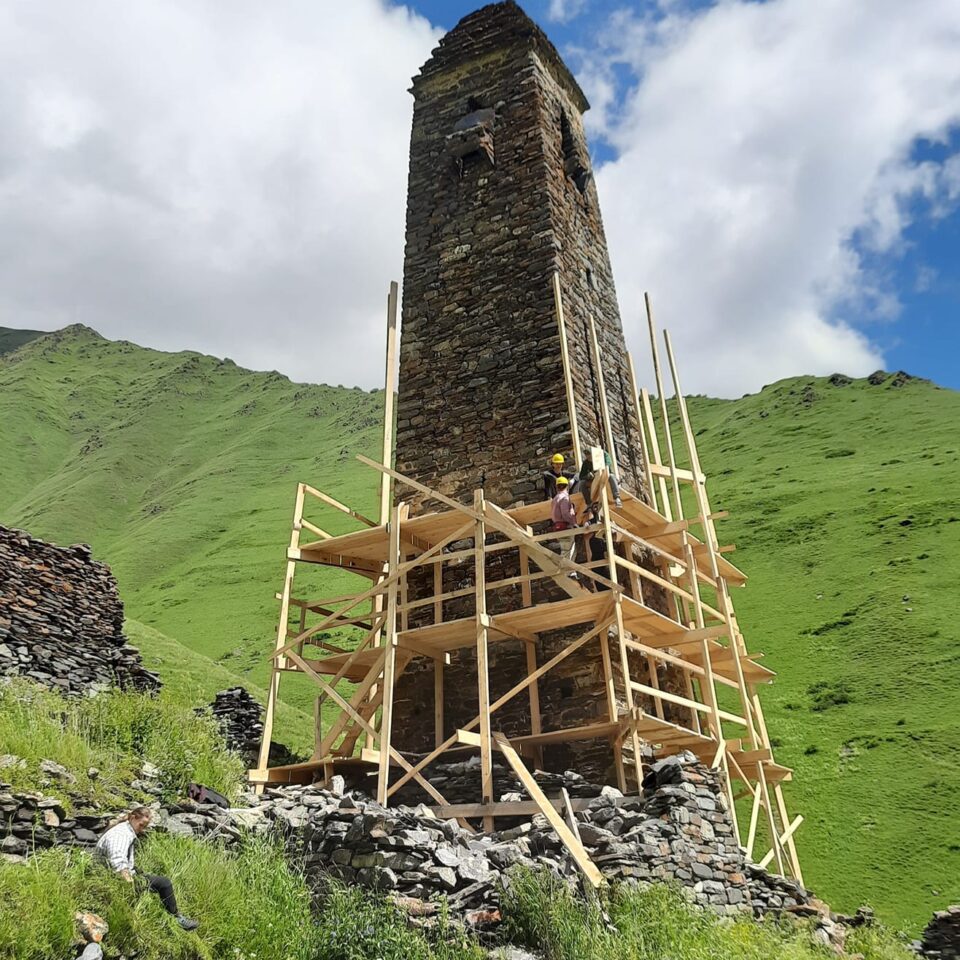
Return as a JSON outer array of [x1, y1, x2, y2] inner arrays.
[[915, 905, 960, 959], [0, 526, 159, 696], [1, 754, 844, 946], [828, 374, 852, 387], [239, 753, 814, 920], [204, 687, 264, 767], [0, 787, 111, 856], [39, 759, 76, 784]]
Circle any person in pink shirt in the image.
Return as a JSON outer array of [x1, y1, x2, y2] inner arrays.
[[550, 475, 579, 571]]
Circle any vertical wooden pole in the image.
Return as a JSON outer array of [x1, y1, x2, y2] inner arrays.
[[524, 640, 544, 771], [627, 353, 657, 510], [662, 328, 717, 576], [474, 489, 494, 832], [644, 294, 683, 520], [598, 446, 643, 790], [552, 272, 583, 466], [599, 629, 626, 792], [367, 282, 399, 750], [380, 281, 399, 523], [520, 526, 541, 768], [433, 561, 443, 623], [751, 691, 804, 881], [640, 388, 673, 521], [256, 482, 306, 781], [683, 537, 722, 742], [434, 660, 445, 750], [758, 763, 786, 876], [588, 314, 620, 480], [376, 501, 403, 806], [433, 558, 444, 749]]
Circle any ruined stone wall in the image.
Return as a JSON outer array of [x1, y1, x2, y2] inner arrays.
[[0, 526, 159, 695]]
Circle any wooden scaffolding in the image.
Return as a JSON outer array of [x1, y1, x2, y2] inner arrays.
[[250, 277, 804, 885]]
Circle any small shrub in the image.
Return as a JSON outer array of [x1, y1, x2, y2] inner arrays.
[[808, 680, 853, 711]]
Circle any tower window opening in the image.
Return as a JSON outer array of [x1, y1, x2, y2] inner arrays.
[[560, 109, 592, 196], [447, 98, 496, 174]]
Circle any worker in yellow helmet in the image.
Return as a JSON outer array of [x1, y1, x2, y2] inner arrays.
[[542, 452, 573, 500]]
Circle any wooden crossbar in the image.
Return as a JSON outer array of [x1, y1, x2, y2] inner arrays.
[[386, 613, 614, 798], [494, 732, 602, 887]]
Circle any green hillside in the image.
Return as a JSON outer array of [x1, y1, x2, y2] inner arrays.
[[0, 327, 44, 356], [0, 324, 385, 742], [1, 325, 957, 929], [679, 373, 960, 929]]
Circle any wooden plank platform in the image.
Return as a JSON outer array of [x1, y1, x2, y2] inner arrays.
[[292, 489, 745, 587]]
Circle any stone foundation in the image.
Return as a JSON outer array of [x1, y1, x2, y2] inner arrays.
[[1, 752, 850, 945]]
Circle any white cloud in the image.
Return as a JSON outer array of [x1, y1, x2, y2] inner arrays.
[[548, 0, 590, 25], [0, 0, 439, 387], [2, 1, 959, 398], [583, 0, 960, 395]]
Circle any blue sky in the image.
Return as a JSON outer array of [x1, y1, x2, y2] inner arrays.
[[409, 0, 960, 391]]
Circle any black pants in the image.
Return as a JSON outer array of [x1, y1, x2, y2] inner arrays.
[[142, 873, 179, 915]]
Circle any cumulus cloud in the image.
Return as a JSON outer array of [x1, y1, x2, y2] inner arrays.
[[582, 0, 960, 395], [0, 0, 439, 387], [547, 0, 590, 24], [2, 1, 959, 397]]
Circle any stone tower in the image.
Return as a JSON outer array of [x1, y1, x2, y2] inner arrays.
[[395, 1, 648, 510], [391, 2, 668, 775]]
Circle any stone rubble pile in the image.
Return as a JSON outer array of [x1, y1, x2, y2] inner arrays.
[[2, 749, 852, 945], [915, 906, 960, 959], [242, 752, 816, 920], [204, 687, 264, 768], [0, 788, 111, 858], [0, 526, 159, 696]]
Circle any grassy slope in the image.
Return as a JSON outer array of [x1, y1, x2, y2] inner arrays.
[[1, 326, 957, 928], [0, 325, 383, 738], [682, 374, 960, 928], [0, 327, 44, 356]]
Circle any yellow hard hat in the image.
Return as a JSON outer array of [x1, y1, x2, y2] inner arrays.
[[551, 453, 565, 464], [556, 475, 570, 486]]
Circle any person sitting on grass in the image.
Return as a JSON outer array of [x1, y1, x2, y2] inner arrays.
[[95, 806, 199, 932]]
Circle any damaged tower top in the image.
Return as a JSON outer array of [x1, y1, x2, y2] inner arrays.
[[396, 0, 647, 509]]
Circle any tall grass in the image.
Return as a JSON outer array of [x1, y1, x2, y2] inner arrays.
[[501, 869, 915, 960], [0, 835, 485, 960], [0, 679, 243, 806]]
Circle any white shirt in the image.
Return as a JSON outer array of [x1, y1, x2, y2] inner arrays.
[[95, 821, 137, 873]]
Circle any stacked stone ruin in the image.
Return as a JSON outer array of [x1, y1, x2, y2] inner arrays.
[[0, 525, 159, 695], [1, 751, 812, 922], [917, 908, 960, 960], [205, 687, 265, 767]]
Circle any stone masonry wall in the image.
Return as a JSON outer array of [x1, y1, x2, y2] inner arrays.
[[396, 2, 647, 511], [0, 753, 817, 925], [390, 2, 680, 772], [0, 526, 159, 695]]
